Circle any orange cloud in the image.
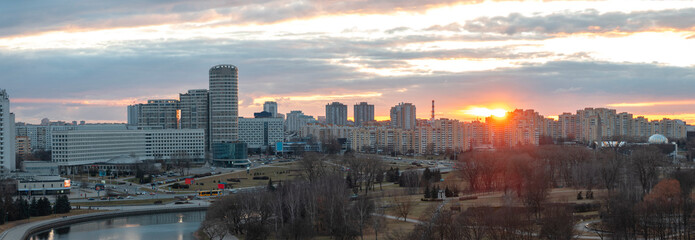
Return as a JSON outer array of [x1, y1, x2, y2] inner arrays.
[[638, 114, 695, 123], [607, 100, 695, 107]]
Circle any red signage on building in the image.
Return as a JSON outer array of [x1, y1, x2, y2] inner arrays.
[[218, 184, 225, 189]]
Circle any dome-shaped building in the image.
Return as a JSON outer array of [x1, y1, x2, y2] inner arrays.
[[648, 134, 669, 144]]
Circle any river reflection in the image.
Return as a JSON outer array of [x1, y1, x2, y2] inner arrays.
[[29, 211, 206, 240]]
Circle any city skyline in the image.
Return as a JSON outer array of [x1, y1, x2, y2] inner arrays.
[[2, 1, 695, 123]]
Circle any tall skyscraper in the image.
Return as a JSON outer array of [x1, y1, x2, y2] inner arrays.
[[127, 104, 141, 126], [180, 89, 210, 148], [137, 99, 180, 129], [325, 102, 348, 126], [354, 102, 374, 126], [0, 89, 16, 175], [390, 102, 416, 130], [263, 101, 278, 118], [209, 64, 239, 151]]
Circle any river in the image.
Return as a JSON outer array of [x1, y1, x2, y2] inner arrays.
[[28, 211, 206, 240]]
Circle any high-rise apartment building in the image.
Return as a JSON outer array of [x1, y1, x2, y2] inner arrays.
[[0, 89, 16, 175], [126, 104, 140, 125], [209, 64, 239, 151], [180, 89, 209, 148], [136, 99, 180, 129], [390, 103, 416, 130], [263, 101, 278, 118], [354, 102, 374, 126], [325, 102, 348, 126], [286, 110, 316, 132]]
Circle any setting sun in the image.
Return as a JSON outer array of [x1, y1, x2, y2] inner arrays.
[[462, 107, 508, 118]]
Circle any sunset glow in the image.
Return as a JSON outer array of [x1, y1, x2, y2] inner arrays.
[[0, 1, 693, 123], [462, 107, 508, 118]]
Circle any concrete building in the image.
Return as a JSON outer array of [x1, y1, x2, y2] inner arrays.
[[354, 102, 374, 127], [254, 111, 272, 118], [285, 110, 316, 132], [238, 117, 284, 150], [17, 176, 70, 195], [137, 99, 180, 129], [301, 123, 354, 145], [21, 161, 59, 176], [16, 124, 130, 152], [51, 128, 205, 166], [0, 89, 16, 175], [127, 104, 141, 126], [325, 102, 348, 126], [263, 101, 278, 118], [209, 64, 239, 152], [390, 102, 416, 130], [179, 89, 209, 149], [16, 136, 31, 156]]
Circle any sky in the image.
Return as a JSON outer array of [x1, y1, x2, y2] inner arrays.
[[1, 0, 694, 124]]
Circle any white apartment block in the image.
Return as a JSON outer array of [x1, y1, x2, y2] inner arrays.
[[238, 117, 284, 149], [51, 129, 204, 166], [17, 124, 130, 152], [0, 89, 16, 175]]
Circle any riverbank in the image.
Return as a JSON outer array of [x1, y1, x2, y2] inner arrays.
[[0, 204, 209, 240]]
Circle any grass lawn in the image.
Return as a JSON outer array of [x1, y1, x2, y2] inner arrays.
[[0, 209, 108, 234], [72, 198, 176, 207], [167, 165, 300, 192]]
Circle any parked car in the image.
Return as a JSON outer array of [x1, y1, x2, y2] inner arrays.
[[88, 198, 95, 201]]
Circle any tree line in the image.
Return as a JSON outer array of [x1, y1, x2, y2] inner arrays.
[[0, 195, 70, 225], [200, 166, 381, 240]]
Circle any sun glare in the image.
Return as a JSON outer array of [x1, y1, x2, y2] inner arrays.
[[463, 107, 508, 118]]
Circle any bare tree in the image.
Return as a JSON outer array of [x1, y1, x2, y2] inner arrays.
[[200, 219, 228, 240], [629, 146, 664, 195], [299, 152, 326, 183], [393, 193, 413, 222]]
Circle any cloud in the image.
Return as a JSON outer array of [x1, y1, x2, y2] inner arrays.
[[607, 100, 695, 107], [0, 0, 479, 38], [424, 22, 464, 32], [464, 8, 695, 35]]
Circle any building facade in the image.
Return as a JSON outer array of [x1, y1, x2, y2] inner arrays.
[[136, 99, 180, 129], [179, 89, 209, 149], [286, 111, 316, 133], [354, 102, 374, 127], [16, 136, 31, 156], [51, 129, 205, 166], [263, 101, 278, 118], [0, 89, 16, 175], [238, 117, 284, 149], [209, 64, 239, 152], [127, 104, 141, 126], [325, 102, 348, 126], [390, 102, 416, 130]]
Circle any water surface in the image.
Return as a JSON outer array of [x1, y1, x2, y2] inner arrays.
[[29, 211, 206, 240]]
